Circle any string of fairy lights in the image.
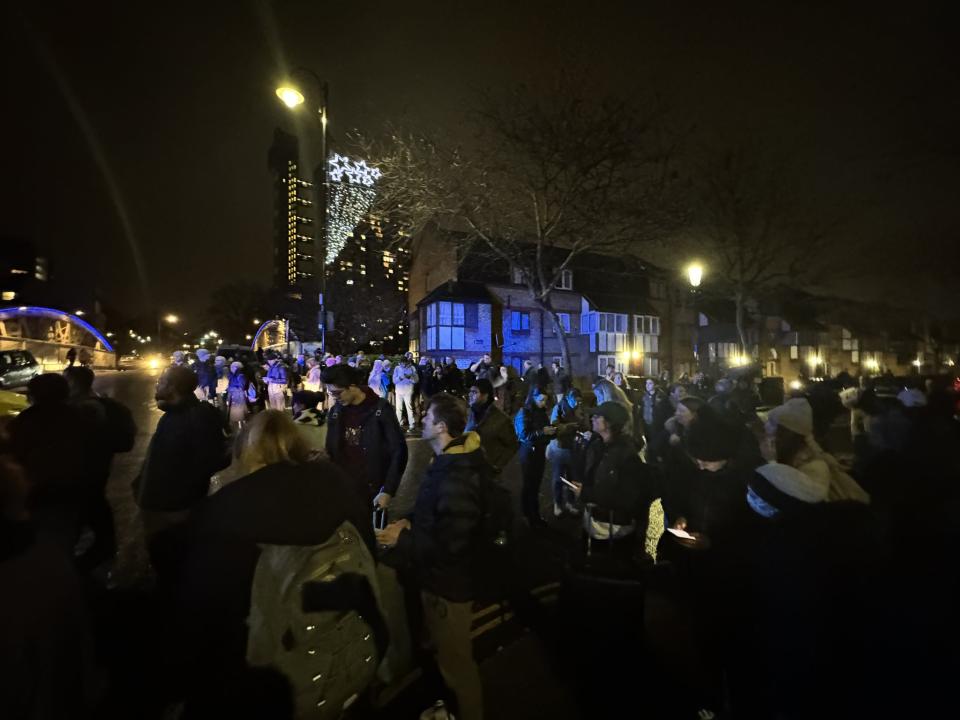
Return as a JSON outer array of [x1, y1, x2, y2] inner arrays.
[[325, 154, 381, 264]]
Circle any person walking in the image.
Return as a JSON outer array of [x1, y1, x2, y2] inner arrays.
[[376, 394, 487, 720], [393, 355, 418, 431], [515, 386, 556, 526], [322, 365, 408, 508]]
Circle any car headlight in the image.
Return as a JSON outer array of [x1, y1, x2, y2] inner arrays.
[[148, 358, 160, 369]]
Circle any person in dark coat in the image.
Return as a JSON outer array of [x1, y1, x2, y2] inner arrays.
[[514, 386, 557, 526], [193, 348, 218, 401], [133, 365, 230, 573], [7, 374, 91, 553], [439, 357, 464, 397], [64, 366, 136, 571], [0, 454, 96, 719], [548, 388, 588, 516], [168, 411, 378, 710], [466, 378, 519, 475], [322, 364, 408, 509], [570, 402, 657, 558], [549, 361, 571, 402], [376, 394, 487, 720], [658, 406, 757, 716]]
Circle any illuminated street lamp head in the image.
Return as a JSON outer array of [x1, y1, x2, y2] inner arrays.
[[164, 314, 179, 324], [686, 263, 704, 288], [275, 85, 305, 109]]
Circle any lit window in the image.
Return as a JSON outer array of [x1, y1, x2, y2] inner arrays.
[[554, 269, 573, 290], [1, 291, 15, 301]]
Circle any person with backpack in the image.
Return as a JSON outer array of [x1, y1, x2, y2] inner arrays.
[[170, 411, 385, 718], [376, 393, 487, 720], [322, 364, 408, 509], [63, 366, 136, 572]]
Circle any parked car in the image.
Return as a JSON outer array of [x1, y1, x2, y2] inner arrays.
[[0, 350, 41, 390]]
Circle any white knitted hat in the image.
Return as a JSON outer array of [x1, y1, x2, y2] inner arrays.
[[766, 397, 814, 437]]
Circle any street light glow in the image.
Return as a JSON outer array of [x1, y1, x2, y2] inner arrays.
[[164, 314, 179, 324], [686, 263, 704, 288], [275, 86, 305, 109]]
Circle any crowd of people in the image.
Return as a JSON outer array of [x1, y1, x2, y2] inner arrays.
[[1, 346, 959, 719]]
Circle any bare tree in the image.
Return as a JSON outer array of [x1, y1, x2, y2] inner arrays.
[[694, 146, 842, 355], [355, 80, 683, 369]]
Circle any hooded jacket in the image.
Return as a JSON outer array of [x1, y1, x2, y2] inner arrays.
[[466, 399, 518, 473], [325, 388, 408, 500], [392, 363, 418, 392], [133, 396, 229, 512], [391, 432, 488, 601]]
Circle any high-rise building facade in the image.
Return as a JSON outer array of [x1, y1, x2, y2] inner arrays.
[[267, 128, 317, 302]]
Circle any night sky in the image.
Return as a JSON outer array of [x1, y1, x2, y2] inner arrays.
[[2, 1, 957, 323]]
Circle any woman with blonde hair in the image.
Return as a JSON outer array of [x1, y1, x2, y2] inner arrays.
[[173, 410, 385, 715]]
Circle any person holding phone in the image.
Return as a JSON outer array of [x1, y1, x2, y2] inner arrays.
[[567, 402, 656, 559], [514, 386, 556, 527]]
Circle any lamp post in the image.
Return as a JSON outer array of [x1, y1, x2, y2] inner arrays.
[[276, 70, 330, 354], [157, 313, 180, 346], [685, 262, 705, 373]]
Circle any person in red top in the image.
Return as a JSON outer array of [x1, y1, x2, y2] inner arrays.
[[322, 365, 408, 508]]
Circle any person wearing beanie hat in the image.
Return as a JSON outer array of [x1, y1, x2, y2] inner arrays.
[[567, 401, 657, 552], [764, 396, 868, 503], [659, 407, 753, 551], [226, 360, 250, 426], [192, 348, 217, 402]]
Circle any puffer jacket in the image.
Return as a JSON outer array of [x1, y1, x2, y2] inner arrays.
[[514, 405, 551, 451], [390, 432, 488, 601]]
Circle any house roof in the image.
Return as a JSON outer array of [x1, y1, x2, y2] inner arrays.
[[417, 280, 494, 307], [581, 291, 658, 316]]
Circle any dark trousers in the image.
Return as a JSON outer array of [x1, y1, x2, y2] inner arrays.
[[76, 492, 116, 572], [519, 445, 546, 523]]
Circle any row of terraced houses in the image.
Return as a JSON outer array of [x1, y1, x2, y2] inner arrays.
[[405, 223, 959, 383]]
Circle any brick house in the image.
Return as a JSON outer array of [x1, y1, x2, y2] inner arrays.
[[407, 223, 694, 382]]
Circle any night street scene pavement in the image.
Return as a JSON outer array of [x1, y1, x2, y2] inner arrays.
[[2, 2, 960, 719]]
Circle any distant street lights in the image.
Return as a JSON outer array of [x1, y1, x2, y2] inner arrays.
[[275, 68, 330, 354], [686, 262, 704, 288], [164, 314, 179, 324]]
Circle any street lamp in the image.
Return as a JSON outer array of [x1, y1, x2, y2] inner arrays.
[[275, 68, 330, 354], [275, 86, 305, 109], [686, 262, 704, 288], [164, 314, 179, 324]]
